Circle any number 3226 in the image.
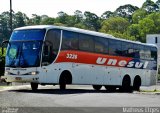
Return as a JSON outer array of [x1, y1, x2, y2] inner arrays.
[[66, 54, 77, 59]]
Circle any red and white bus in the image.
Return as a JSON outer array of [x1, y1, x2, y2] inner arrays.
[[3, 25, 158, 91]]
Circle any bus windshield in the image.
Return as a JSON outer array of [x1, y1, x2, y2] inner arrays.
[[10, 29, 46, 41], [5, 29, 46, 68], [6, 41, 43, 68]]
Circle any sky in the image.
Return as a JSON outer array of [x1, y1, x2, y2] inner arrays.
[[0, 0, 158, 17]]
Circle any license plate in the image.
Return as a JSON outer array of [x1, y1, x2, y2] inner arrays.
[[15, 77, 22, 80]]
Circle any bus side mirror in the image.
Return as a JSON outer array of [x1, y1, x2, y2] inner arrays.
[[1, 40, 9, 55]]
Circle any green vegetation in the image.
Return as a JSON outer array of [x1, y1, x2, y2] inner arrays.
[[0, 48, 6, 76], [140, 89, 160, 92]]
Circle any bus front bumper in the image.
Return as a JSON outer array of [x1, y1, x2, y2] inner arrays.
[[2, 75, 39, 83]]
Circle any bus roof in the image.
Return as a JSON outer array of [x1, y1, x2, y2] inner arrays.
[[14, 25, 157, 48]]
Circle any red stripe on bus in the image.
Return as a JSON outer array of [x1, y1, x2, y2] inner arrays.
[[55, 50, 132, 67]]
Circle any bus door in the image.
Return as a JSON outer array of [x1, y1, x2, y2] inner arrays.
[[41, 42, 54, 83], [41, 29, 61, 83], [41, 42, 60, 83]]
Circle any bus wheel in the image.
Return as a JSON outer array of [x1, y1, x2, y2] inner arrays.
[[31, 83, 38, 91], [105, 86, 116, 92], [59, 75, 67, 90], [121, 76, 132, 92], [59, 71, 72, 90], [92, 85, 102, 90], [133, 76, 141, 91]]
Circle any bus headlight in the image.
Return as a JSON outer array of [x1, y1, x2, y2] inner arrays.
[[31, 71, 39, 75], [24, 71, 39, 75], [5, 71, 9, 75]]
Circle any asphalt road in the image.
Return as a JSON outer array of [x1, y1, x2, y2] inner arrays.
[[0, 85, 160, 113]]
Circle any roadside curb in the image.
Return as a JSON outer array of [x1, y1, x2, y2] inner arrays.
[[133, 91, 160, 95], [140, 92, 160, 95]]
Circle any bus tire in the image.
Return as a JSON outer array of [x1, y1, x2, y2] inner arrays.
[[59, 70, 72, 90], [121, 75, 132, 92], [92, 85, 102, 90], [59, 77, 66, 90], [133, 76, 141, 91], [31, 83, 38, 91]]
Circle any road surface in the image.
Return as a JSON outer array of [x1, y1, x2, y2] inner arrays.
[[0, 85, 160, 113]]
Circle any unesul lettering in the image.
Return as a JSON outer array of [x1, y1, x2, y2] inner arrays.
[[96, 57, 148, 69]]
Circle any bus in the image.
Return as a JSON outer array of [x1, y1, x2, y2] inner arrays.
[[2, 25, 158, 92]]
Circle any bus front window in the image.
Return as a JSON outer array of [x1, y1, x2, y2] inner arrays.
[[5, 29, 46, 68], [6, 41, 43, 68]]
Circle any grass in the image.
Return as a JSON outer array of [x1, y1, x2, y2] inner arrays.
[[140, 89, 160, 92]]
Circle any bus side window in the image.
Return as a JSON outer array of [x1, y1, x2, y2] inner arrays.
[[61, 31, 79, 50], [79, 34, 94, 52], [95, 37, 108, 54], [151, 47, 157, 60], [133, 44, 143, 59], [143, 46, 151, 60], [42, 42, 53, 65], [109, 39, 122, 56], [121, 42, 134, 57]]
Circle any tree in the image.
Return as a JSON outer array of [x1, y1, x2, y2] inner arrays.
[[14, 12, 29, 27], [40, 17, 55, 25], [114, 4, 139, 21], [65, 15, 77, 27], [55, 11, 68, 25], [74, 23, 86, 29], [0, 12, 11, 41], [100, 17, 130, 34], [100, 17, 132, 40], [156, 0, 160, 8], [147, 12, 160, 33], [142, 0, 159, 13], [132, 9, 148, 24], [55, 11, 81, 27], [74, 10, 83, 23], [107, 31, 136, 40], [128, 24, 140, 40], [101, 11, 114, 19], [139, 18, 155, 42], [83, 11, 101, 31], [129, 12, 160, 42], [29, 14, 41, 25]]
